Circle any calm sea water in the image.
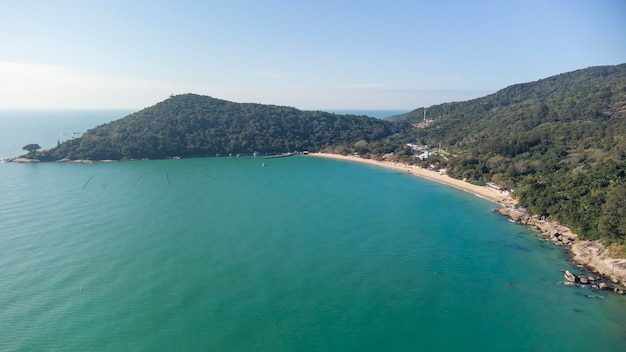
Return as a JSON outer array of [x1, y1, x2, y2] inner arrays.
[[1, 112, 626, 351]]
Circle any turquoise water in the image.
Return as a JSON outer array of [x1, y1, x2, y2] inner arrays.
[[2, 156, 626, 351], [1, 111, 626, 350]]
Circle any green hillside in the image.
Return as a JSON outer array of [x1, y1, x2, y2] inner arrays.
[[40, 64, 626, 246], [389, 64, 626, 245], [48, 94, 402, 160]]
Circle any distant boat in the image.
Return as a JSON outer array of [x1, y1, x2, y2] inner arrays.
[[262, 162, 266, 167]]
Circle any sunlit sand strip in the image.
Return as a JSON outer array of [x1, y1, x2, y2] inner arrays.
[[309, 152, 514, 206]]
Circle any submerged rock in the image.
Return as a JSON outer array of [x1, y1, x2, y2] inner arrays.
[[569, 241, 626, 287], [496, 205, 626, 291], [564, 270, 578, 283]]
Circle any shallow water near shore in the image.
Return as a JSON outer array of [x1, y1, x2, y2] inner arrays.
[[1, 156, 626, 351]]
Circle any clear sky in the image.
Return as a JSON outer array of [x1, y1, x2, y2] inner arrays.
[[1, 0, 625, 110]]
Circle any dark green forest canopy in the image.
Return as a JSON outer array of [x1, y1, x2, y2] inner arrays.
[[44, 64, 626, 246], [49, 94, 404, 160], [388, 64, 626, 245]]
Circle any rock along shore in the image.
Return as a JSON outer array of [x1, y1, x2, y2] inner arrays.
[[496, 206, 626, 292], [4, 157, 117, 163], [8, 152, 626, 292], [310, 153, 626, 292], [4, 157, 41, 163]]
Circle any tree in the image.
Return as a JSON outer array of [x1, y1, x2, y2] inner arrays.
[[353, 140, 369, 154], [23, 143, 41, 156], [598, 184, 626, 241]]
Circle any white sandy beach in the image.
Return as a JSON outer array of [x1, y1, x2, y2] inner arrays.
[[310, 153, 513, 206]]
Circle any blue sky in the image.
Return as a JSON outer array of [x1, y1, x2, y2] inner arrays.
[[1, 0, 625, 110]]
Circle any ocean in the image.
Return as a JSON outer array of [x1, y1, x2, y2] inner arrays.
[[1, 111, 626, 351]]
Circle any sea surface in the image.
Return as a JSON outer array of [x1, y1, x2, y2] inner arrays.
[[1, 111, 626, 351]]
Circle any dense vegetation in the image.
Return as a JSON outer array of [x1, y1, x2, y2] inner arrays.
[[386, 64, 626, 246], [47, 94, 404, 160], [40, 64, 626, 246]]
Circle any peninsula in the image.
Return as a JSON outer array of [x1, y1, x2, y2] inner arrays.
[[12, 64, 626, 288]]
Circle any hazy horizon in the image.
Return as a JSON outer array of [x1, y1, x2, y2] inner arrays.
[[1, 1, 625, 110]]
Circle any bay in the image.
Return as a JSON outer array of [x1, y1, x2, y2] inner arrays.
[[1, 110, 625, 351], [1, 156, 625, 351]]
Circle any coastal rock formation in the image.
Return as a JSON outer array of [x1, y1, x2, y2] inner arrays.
[[570, 241, 626, 287], [560, 268, 622, 293], [495, 207, 576, 246], [5, 157, 40, 163], [496, 205, 626, 290], [564, 270, 578, 283]]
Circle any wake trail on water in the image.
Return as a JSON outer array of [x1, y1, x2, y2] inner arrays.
[[132, 173, 146, 188], [82, 174, 97, 190]]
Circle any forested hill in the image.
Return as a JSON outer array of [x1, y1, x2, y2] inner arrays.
[[390, 64, 626, 126], [39, 64, 626, 246], [48, 94, 402, 160], [389, 64, 626, 246]]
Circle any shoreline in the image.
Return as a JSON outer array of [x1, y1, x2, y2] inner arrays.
[[310, 153, 514, 206], [7, 152, 626, 289], [310, 152, 626, 291]]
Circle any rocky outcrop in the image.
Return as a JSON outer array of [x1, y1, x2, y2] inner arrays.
[[6, 157, 117, 164], [495, 207, 576, 246], [570, 241, 626, 288], [496, 205, 626, 292], [564, 270, 578, 283], [560, 267, 624, 294], [5, 157, 40, 163]]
